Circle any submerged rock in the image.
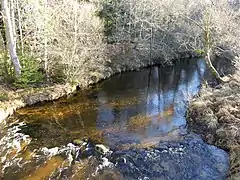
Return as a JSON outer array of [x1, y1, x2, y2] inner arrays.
[[0, 131, 228, 180], [110, 135, 229, 180], [63, 135, 229, 180], [72, 138, 111, 160]]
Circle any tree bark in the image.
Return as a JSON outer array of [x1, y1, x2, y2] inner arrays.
[[2, 0, 21, 77], [206, 51, 224, 83], [16, 0, 24, 54], [203, 11, 224, 84]]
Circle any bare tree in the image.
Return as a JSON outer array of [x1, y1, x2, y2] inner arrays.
[[1, 0, 21, 77], [102, 0, 240, 81], [202, 9, 224, 82], [182, 0, 240, 82], [1, 0, 239, 85]]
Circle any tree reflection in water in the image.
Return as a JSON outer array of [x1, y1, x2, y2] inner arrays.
[[15, 58, 207, 148]]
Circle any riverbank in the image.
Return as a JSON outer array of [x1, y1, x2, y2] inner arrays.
[[0, 83, 77, 123], [0, 49, 200, 123], [187, 74, 240, 179], [0, 58, 231, 180]]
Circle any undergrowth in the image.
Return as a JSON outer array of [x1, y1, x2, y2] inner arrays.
[[0, 52, 45, 89]]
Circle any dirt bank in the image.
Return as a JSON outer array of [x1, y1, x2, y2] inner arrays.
[[0, 84, 77, 123], [187, 74, 240, 179]]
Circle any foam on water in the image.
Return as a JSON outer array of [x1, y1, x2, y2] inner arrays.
[[0, 122, 31, 171]]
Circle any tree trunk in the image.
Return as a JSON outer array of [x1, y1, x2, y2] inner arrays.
[[16, 0, 24, 54], [2, 0, 21, 77], [206, 51, 224, 83], [203, 11, 224, 84]]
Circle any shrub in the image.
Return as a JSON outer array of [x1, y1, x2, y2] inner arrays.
[[0, 51, 16, 84], [0, 92, 9, 101], [13, 55, 44, 88]]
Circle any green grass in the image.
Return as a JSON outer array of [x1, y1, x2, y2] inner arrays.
[[0, 92, 9, 102]]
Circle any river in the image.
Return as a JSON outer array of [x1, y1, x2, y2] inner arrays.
[[0, 58, 229, 179]]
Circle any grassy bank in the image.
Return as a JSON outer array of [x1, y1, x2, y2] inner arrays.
[[187, 73, 240, 179]]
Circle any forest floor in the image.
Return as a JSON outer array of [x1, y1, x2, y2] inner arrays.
[[187, 74, 240, 179]]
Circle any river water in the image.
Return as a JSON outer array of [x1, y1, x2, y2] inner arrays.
[[0, 59, 229, 179]]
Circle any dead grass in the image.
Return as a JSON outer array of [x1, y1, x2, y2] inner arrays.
[[187, 74, 240, 179]]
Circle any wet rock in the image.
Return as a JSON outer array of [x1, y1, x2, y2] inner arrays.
[[72, 138, 111, 160], [73, 139, 84, 146], [95, 144, 110, 155], [111, 135, 229, 180]]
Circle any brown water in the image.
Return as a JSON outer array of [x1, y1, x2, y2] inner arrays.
[[0, 58, 217, 179]]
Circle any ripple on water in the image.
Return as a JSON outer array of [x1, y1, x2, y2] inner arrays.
[[0, 123, 229, 180]]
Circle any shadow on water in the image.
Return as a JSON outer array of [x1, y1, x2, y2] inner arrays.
[[0, 58, 229, 179]]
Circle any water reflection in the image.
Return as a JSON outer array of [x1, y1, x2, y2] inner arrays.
[[14, 58, 206, 148], [94, 59, 206, 145], [3, 58, 231, 180]]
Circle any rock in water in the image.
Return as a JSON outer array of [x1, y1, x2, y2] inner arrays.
[[73, 139, 84, 146], [95, 144, 110, 155], [111, 135, 229, 180]]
